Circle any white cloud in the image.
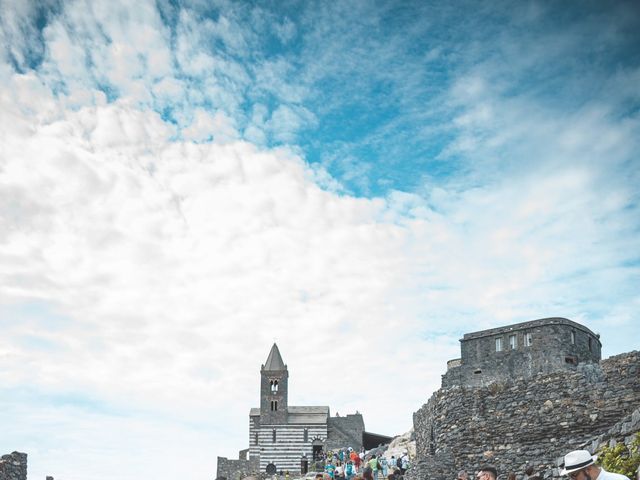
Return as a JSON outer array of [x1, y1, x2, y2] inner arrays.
[[0, 78, 431, 478], [268, 104, 318, 143], [183, 108, 239, 143]]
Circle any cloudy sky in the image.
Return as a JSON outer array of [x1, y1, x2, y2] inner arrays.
[[1, 0, 639, 479]]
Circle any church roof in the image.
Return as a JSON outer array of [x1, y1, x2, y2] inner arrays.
[[288, 406, 330, 424], [263, 343, 286, 371], [249, 406, 329, 424], [288, 406, 329, 414]]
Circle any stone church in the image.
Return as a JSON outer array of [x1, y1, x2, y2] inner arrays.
[[217, 344, 391, 479]]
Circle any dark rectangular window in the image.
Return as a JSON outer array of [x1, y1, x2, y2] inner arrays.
[[525, 332, 532, 346], [272, 429, 276, 442]]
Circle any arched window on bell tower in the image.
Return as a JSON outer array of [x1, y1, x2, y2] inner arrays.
[[270, 380, 279, 393]]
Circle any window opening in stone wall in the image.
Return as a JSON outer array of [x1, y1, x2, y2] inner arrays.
[[273, 429, 276, 442], [255, 433, 258, 445], [571, 331, 576, 344], [429, 425, 436, 454], [495, 337, 503, 352], [565, 355, 577, 365], [270, 380, 278, 392], [274, 401, 278, 411], [474, 369, 482, 374], [270, 400, 274, 411], [509, 334, 517, 349], [304, 428, 308, 442], [525, 332, 532, 346]]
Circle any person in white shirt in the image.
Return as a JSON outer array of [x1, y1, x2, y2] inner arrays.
[[560, 450, 630, 480]]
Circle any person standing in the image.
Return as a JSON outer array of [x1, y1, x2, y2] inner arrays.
[[477, 467, 498, 480], [354, 452, 362, 473], [400, 453, 409, 475], [380, 456, 389, 478], [368, 455, 379, 480], [389, 456, 397, 474], [345, 461, 355, 480], [523, 466, 534, 480], [561, 450, 630, 480], [325, 462, 336, 480]]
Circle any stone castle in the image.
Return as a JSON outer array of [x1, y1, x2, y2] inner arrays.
[[217, 344, 391, 480], [410, 317, 640, 480]]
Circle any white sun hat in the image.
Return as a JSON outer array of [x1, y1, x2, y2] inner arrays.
[[560, 450, 598, 475]]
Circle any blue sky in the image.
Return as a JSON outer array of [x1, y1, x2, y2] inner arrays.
[[0, 1, 639, 479]]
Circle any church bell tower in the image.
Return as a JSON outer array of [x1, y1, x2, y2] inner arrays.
[[260, 343, 288, 424]]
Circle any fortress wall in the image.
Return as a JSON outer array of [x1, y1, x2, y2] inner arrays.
[[217, 456, 259, 480], [327, 414, 365, 451], [411, 351, 640, 480], [0, 452, 27, 480]]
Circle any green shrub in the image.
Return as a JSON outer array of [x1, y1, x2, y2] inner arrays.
[[598, 432, 640, 479]]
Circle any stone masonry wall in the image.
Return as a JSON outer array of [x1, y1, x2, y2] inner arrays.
[[411, 351, 640, 480], [0, 452, 27, 480], [444, 319, 602, 388], [585, 406, 640, 455], [217, 456, 259, 480], [327, 414, 365, 451]]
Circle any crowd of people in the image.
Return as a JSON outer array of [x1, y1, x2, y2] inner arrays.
[[296, 447, 638, 480], [310, 447, 410, 480], [454, 450, 636, 480]]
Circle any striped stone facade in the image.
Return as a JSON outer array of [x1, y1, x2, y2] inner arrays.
[[249, 418, 328, 472]]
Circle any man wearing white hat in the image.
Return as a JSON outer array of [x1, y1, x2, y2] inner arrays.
[[561, 450, 630, 480]]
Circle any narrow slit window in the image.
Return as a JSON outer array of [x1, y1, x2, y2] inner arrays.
[[525, 332, 532, 347], [571, 331, 576, 345], [272, 429, 276, 442], [304, 428, 308, 442]]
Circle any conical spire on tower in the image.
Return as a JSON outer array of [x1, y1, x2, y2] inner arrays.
[[263, 343, 286, 371]]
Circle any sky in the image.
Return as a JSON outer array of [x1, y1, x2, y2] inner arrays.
[[0, 0, 639, 479]]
